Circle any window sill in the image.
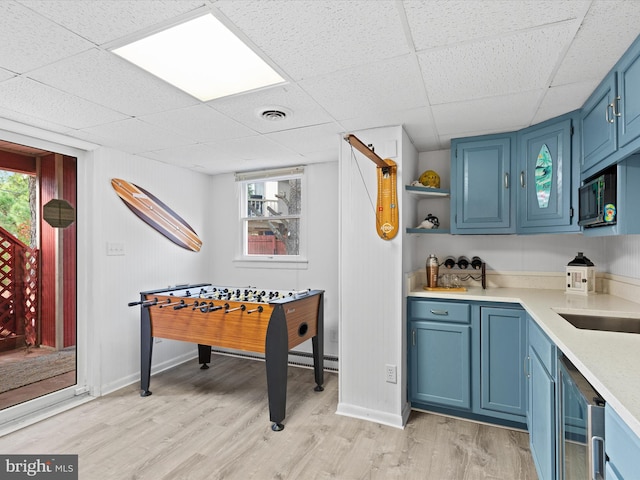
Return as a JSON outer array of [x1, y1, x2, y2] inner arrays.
[[233, 257, 309, 270]]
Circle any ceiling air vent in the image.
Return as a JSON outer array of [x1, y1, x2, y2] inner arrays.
[[261, 109, 287, 121], [257, 106, 291, 122]]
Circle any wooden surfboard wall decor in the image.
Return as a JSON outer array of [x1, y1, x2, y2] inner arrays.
[[344, 134, 399, 240], [111, 178, 203, 252]]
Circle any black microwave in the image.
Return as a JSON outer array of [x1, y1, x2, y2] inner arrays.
[[578, 171, 617, 228]]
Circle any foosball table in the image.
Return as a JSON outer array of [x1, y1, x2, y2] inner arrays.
[[128, 284, 325, 431]]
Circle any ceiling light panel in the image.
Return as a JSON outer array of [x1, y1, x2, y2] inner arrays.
[[111, 14, 285, 101]]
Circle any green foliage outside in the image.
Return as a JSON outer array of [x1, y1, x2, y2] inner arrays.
[[0, 170, 32, 245]]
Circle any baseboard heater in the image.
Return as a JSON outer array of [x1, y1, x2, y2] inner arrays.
[[210, 347, 339, 372]]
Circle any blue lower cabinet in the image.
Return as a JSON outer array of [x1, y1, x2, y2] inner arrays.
[[527, 317, 557, 480], [605, 404, 640, 480], [479, 307, 527, 418], [408, 298, 528, 427], [410, 320, 471, 409]]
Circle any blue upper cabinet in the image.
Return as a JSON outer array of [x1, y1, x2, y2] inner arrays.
[[451, 134, 516, 234], [581, 72, 617, 174], [580, 35, 640, 179], [517, 114, 579, 233], [617, 38, 640, 150]]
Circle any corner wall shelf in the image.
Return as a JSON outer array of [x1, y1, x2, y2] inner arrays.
[[406, 228, 450, 234], [405, 185, 450, 197]]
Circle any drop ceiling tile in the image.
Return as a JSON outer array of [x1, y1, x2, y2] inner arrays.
[[300, 55, 427, 120], [17, 0, 207, 45], [210, 84, 334, 134], [0, 1, 93, 73], [340, 106, 440, 152], [0, 77, 128, 129], [300, 149, 340, 165], [215, 0, 410, 80], [552, 0, 640, 86], [0, 105, 73, 135], [532, 81, 596, 124], [419, 22, 579, 105], [265, 123, 343, 155], [144, 142, 238, 171], [139, 105, 255, 143], [404, 0, 590, 50], [207, 135, 297, 162], [28, 48, 199, 116], [431, 91, 540, 137], [79, 118, 193, 154]]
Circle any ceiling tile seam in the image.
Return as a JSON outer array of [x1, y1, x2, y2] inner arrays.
[[133, 117, 208, 146], [411, 16, 588, 55], [426, 85, 551, 108], [13, 0, 104, 50], [97, 4, 215, 50], [19, 74, 135, 123], [207, 4, 296, 87], [395, 0, 442, 148], [528, 19, 585, 125]]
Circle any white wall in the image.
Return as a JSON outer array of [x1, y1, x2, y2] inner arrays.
[[603, 235, 640, 278], [205, 162, 340, 357], [338, 126, 415, 428], [88, 147, 212, 394]]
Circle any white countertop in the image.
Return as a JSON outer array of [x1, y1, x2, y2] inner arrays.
[[408, 286, 640, 437]]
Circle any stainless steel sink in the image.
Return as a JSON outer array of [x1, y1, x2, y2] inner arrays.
[[558, 313, 640, 334]]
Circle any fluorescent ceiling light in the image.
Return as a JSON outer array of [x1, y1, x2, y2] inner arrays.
[[112, 14, 285, 101]]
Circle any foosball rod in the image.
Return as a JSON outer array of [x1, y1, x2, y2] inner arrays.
[[127, 297, 158, 307]]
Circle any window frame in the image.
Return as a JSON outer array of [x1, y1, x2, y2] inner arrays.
[[235, 167, 307, 268]]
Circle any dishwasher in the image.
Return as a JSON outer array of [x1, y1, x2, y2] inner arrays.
[[558, 354, 605, 480]]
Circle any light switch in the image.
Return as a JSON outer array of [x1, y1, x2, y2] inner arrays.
[[106, 242, 125, 256]]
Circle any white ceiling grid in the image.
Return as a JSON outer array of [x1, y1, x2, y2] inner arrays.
[[0, 0, 636, 174]]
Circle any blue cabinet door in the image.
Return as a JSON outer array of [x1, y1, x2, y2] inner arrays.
[[517, 117, 575, 232], [410, 321, 471, 409], [617, 38, 640, 150], [480, 307, 527, 417], [605, 404, 640, 480], [528, 347, 557, 480], [451, 134, 515, 233], [581, 72, 617, 173]]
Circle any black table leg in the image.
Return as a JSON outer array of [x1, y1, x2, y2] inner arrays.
[[198, 344, 212, 369], [140, 302, 153, 397], [312, 292, 325, 392], [265, 305, 288, 431]]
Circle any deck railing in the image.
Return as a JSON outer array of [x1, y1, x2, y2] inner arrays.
[[0, 226, 38, 350]]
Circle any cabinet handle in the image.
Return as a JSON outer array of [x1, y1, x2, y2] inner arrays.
[[430, 309, 449, 316], [613, 95, 622, 117], [504, 172, 509, 189], [591, 435, 605, 479], [524, 355, 530, 378], [412, 329, 416, 346], [520, 171, 525, 188], [606, 102, 615, 123]]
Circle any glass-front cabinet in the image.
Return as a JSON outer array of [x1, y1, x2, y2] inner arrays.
[[517, 116, 578, 233]]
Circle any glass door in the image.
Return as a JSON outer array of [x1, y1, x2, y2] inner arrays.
[[0, 143, 77, 413]]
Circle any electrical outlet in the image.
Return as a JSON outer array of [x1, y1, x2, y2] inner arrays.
[[385, 364, 397, 384]]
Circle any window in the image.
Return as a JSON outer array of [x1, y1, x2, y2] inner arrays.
[[237, 167, 304, 260]]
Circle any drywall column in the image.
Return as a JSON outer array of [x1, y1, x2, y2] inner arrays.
[[337, 126, 414, 428]]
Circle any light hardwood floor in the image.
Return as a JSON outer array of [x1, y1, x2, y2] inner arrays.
[[0, 354, 538, 479]]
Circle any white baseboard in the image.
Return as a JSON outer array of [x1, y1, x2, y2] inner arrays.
[[100, 351, 197, 396], [336, 402, 406, 429]]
